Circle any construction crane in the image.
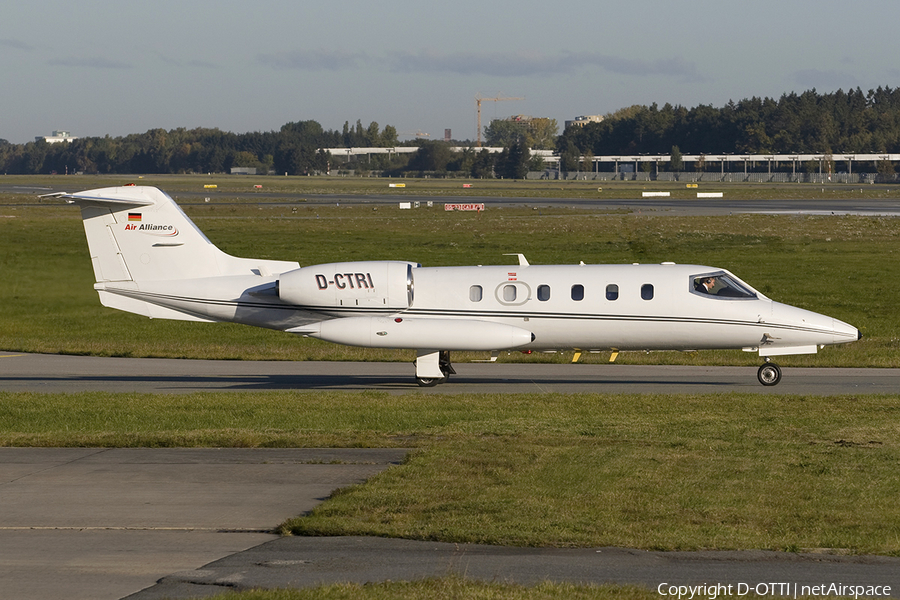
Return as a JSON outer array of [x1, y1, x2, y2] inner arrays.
[[475, 94, 524, 147]]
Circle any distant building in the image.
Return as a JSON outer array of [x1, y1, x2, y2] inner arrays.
[[230, 167, 257, 175], [564, 115, 604, 129], [36, 130, 77, 144]]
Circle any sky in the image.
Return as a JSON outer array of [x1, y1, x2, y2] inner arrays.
[[3, 0, 900, 145]]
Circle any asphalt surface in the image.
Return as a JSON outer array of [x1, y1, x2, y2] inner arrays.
[[176, 191, 900, 217], [9, 182, 900, 216], [131, 537, 900, 600], [4, 447, 899, 600], [0, 448, 407, 600], [2, 352, 898, 395]]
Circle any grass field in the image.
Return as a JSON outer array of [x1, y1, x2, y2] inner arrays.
[[1, 176, 898, 365], [172, 579, 665, 600], [176, 580, 882, 600], [160, 580, 880, 600], [165, 580, 688, 600], [3, 391, 899, 555]]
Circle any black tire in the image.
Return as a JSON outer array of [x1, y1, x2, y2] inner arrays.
[[416, 376, 444, 387], [757, 363, 782, 386]]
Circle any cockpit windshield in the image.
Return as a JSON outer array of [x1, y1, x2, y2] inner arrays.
[[691, 271, 757, 299]]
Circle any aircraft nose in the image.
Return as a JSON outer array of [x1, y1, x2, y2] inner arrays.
[[831, 317, 860, 345], [770, 303, 859, 346]]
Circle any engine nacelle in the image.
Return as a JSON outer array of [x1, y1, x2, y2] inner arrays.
[[278, 261, 417, 309]]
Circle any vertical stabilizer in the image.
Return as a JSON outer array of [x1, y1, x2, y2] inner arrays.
[[64, 186, 296, 283]]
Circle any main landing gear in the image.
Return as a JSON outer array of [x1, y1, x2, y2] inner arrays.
[[757, 360, 782, 386], [415, 350, 785, 387], [415, 350, 456, 387]]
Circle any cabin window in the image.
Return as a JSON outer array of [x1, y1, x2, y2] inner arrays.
[[537, 284, 550, 301], [691, 272, 757, 299], [503, 284, 517, 302], [571, 284, 584, 301], [606, 284, 619, 301], [469, 285, 483, 302], [641, 284, 654, 300]]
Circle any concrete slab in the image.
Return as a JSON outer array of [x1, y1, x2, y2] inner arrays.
[[0, 529, 273, 600], [0, 448, 407, 600]]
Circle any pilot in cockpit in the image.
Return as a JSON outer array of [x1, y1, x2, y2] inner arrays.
[[695, 276, 716, 294], [693, 273, 757, 299]]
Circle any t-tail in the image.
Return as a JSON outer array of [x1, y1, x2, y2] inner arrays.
[[56, 186, 300, 325]]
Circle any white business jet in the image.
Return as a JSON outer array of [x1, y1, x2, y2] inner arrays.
[[54, 186, 860, 387]]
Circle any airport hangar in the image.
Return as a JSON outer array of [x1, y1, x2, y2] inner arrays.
[[321, 147, 900, 178]]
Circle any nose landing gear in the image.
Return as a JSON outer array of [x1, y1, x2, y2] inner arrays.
[[757, 361, 782, 386]]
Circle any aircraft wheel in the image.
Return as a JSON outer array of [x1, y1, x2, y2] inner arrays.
[[757, 363, 782, 386], [416, 376, 445, 387]]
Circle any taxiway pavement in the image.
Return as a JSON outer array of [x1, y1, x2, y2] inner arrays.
[[4, 448, 899, 600], [0, 448, 406, 600], [10, 183, 900, 217], [130, 537, 900, 599], [1, 352, 898, 395]]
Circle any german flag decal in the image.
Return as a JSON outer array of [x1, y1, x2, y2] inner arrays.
[[128, 213, 142, 222]]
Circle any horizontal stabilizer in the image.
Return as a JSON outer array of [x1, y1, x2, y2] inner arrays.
[[96, 288, 216, 322], [44, 190, 155, 206]]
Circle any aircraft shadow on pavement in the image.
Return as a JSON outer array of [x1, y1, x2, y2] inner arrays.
[[0, 373, 736, 392]]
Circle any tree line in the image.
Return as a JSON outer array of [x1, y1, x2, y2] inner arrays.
[[4, 87, 900, 177], [0, 117, 541, 178], [0, 120, 400, 176], [557, 87, 900, 171]]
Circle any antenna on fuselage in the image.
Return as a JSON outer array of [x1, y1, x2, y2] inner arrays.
[[504, 253, 529, 266]]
